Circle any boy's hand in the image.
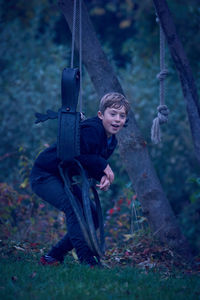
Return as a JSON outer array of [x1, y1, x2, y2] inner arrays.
[[96, 175, 111, 191], [104, 164, 114, 184]]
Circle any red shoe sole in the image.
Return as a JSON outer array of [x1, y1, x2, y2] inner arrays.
[[40, 256, 60, 266]]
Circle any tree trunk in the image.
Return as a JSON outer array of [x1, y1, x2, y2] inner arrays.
[[58, 0, 192, 258], [153, 0, 200, 165]]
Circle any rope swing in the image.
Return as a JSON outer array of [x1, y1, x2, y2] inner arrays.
[[151, 15, 170, 144], [35, 0, 105, 258]]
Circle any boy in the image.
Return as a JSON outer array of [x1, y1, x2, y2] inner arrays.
[[30, 92, 130, 267]]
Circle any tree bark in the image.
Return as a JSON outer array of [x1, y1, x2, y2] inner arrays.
[[153, 0, 200, 165], [58, 0, 192, 258]]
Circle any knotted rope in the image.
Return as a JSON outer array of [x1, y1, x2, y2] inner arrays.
[[151, 16, 169, 144]]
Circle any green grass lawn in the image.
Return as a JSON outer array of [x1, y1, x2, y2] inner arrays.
[[0, 254, 199, 300]]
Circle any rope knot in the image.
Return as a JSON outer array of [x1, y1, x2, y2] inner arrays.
[[151, 105, 169, 144], [156, 69, 169, 81], [157, 104, 169, 124]]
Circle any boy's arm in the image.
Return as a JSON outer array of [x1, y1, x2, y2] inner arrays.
[[77, 154, 107, 181], [76, 126, 108, 181]]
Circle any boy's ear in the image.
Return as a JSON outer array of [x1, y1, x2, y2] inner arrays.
[[124, 117, 129, 127], [97, 111, 103, 120]]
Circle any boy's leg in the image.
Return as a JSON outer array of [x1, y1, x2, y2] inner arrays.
[[32, 175, 98, 265], [47, 233, 73, 261], [47, 195, 99, 260]]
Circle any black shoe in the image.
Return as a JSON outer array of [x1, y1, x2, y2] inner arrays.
[[83, 256, 103, 268]]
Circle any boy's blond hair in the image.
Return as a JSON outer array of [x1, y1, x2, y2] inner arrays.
[[99, 92, 130, 115]]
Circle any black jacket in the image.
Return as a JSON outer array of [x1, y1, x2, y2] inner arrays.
[[30, 117, 117, 185]]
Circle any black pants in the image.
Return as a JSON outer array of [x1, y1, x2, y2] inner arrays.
[[31, 174, 98, 264]]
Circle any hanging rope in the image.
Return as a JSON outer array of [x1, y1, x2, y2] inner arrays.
[[70, 0, 76, 69], [79, 0, 83, 113], [70, 0, 83, 114], [151, 16, 169, 144]]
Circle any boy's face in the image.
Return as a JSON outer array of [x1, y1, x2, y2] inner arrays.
[[98, 106, 126, 137]]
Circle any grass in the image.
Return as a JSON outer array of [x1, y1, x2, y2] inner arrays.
[[0, 254, 199, 300]]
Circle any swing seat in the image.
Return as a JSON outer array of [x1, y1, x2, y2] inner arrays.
[[57, 68, 81, 163]]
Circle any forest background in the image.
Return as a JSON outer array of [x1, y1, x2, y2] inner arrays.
[[0, 0, 200, 255]]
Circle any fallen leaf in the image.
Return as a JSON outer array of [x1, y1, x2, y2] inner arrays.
[[13, 246, 25, 251], [123, 234, 135, 241], [72, 249, 78, 261]]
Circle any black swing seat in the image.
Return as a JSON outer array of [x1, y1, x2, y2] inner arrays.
[[35, 68, 81, 163], [57, 68, 80, 163]]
